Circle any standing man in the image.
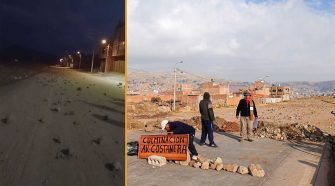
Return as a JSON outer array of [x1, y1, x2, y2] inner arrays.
[[236, 91, 258, 142], [199, 92, 218, 147], [161, 120, 198, 160]]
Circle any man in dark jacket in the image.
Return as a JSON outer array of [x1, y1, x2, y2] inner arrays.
[[236, 91, 258, 142], [161, 120, 198, 160], [199, 92, 218, 147]]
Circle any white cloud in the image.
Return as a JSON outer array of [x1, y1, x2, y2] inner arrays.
[[128, 0, 335, 81]]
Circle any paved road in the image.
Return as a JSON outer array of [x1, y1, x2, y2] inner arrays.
[[127, 130, 323, 186], [0, 67, 124, 186]]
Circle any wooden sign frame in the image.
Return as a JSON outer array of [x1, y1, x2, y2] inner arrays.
[[138, 134, 189, 161]]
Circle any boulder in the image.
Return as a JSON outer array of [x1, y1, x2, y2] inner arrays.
[[224, 163, 238, 172], [193, 162, 201, 168], [248, 164, 265, 177], [1, 114, 15, 124], [275, 133, 282, 140], [50, 107, 61, 112], [189, 160, 196, 167], [201, 161, 209, 170], [144, 125, 154, 132], [147, 155, 167, 167], [214, 157, 223, 166], [237, 166, 249, 175], [216, 163, 224, 171], [210, 163, 216, 170]]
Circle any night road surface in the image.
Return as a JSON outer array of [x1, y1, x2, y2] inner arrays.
[[0, 67, 124, 186]]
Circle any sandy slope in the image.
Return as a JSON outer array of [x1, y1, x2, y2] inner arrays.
[[0, 67, 124, 186]]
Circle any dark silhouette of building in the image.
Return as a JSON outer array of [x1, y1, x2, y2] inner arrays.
[[100, 22, 125, 73]]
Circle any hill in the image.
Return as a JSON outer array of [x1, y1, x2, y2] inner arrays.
[[0, 46, 57, 64]]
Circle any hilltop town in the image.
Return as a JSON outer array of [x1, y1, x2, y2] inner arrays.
[[128, 70, 335, 105], [127, 71, 335, 136]]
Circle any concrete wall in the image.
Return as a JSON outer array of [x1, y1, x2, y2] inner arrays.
[[259, 98, 282, 104], [200, 82, 229, 95]]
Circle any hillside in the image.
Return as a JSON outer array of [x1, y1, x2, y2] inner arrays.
[[0, 46, 57, 64], [282, 81, 335, 95]]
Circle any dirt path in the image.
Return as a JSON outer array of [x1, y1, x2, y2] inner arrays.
[[0, 67, 124, 186]]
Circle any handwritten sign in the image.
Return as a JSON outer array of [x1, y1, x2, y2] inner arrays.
[[138, 134, 189, 161]]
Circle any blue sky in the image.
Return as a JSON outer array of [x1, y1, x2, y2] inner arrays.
[[128, 0, 335, 82], [248, 0, 335, 12]]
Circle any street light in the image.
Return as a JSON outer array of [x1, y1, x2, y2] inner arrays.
[[173, 61, 183, 111], [228, 80, 232, 96], [101, 39, 110, 73], [259, 75, 270, 83], [77, 51, 82, 69]]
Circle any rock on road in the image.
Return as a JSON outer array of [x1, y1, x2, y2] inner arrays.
[[0, 67, 124, 186]]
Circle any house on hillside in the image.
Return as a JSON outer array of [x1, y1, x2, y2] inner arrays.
[[270, 85, 291, 101]]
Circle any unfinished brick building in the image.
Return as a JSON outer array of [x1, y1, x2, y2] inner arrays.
[[100, 22, 125, 73], [270, 86, 291, 101], [200, 82, 230, 95]]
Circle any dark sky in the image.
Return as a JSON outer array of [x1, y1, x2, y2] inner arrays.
[[0, 0, 124, 55]]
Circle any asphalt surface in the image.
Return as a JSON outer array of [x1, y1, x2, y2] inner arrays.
[[127, 130, 323, 186], [0, 67, 125, 186]]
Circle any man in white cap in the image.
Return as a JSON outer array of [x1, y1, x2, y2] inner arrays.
[[236, 90, 258, 142], [161, 120, 198, 160]]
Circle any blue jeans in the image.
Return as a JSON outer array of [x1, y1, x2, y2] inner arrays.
[[189, 134, 198, 156], [200, 120, 214, 144]]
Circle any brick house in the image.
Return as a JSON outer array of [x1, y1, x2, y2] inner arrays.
[[100, 22, 125, 73]]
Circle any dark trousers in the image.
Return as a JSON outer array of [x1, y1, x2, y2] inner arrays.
[[189, 134, 198, 156], [200, 119, 214, 144]]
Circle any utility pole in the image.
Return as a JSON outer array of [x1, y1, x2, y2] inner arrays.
[[77, 51, 81, 69], [91, 50, 95, 73], [104, 44, 110, 73], [173, 61, 183, 111]]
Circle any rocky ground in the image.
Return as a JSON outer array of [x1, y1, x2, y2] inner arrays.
[[127, 96, 335, 185], [127, 130, 324, 186], [128, 96, 335, 137], [0, 63, 47, 86], [0, 66, 125, 186]]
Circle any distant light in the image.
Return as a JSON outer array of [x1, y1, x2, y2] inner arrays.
[[101, 39, 107, 44], [77, 51, 80, 54], [60, 58, 63, 62]]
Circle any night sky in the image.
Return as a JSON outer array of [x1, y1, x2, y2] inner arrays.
[[0, 0, 124, 56]]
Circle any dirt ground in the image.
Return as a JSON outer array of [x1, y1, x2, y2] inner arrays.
[[127, 97, 335, 185], [0, 63, 47, 86], [128, 97, 335, 185], [127, 131, 324, 186], [0, 66, 125, 186], [128, 97, 335, 136]]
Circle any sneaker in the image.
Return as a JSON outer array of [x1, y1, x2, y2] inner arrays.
[[199, 143, 205, 146], [192, 156, 198, 160], [209, 143, 218, 148], [247, 138, 253, 142]]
